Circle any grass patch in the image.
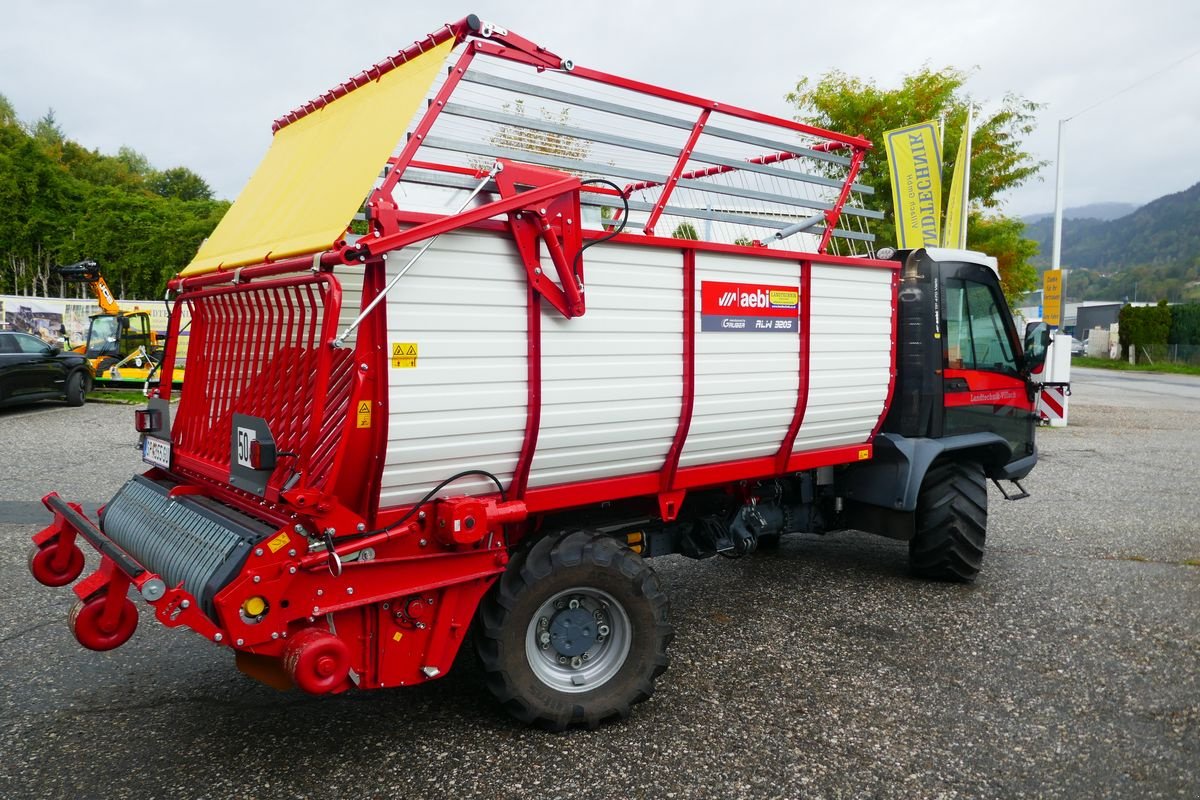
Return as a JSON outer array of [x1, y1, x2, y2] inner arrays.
[[1182, 558, 1200, 567], [89, 390, 147, 404], [1073, 356, 1200, 376]]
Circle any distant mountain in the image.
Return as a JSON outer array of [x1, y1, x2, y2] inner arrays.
[[1025, 182, 1200, 270], [1023, 202, 1141, 224]]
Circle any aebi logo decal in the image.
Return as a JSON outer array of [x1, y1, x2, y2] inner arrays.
[[701, 280, 799, 333]]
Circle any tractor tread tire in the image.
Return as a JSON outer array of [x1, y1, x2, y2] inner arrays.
[[910, 460, 988, 582], [476, 530, 672, 730]]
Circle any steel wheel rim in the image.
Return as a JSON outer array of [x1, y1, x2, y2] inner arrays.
[[525, 587, 631, 693]]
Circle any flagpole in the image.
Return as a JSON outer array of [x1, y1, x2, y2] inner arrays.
[[958, 106, 972, 249]]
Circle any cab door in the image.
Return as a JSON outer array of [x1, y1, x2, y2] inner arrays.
[[940, 263, 1037, 467]]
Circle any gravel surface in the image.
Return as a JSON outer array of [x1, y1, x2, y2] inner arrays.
[[0, 373, 1196, 799]]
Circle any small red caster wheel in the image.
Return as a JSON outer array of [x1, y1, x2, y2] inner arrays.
[[69, 591, 139, 651], [28, 541, 85, 587]]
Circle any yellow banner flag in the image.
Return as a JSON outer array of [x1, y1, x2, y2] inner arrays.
[[884, 121, 942, 249], [942, 127, 969, 248]]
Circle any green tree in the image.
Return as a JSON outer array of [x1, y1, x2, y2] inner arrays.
[[787, 66, 1045, 304], [1118, 300, 1172, 358], [0, 104, 227, 297], [33, 109, 65, 146], [0, 93, 17, 126], [671, 222, 699, 240], [149, 166, 214, 201], [967, 213, 1037, 306], [1169, 303, 1200, 345]]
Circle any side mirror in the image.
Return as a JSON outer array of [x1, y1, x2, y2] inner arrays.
[[1023, 321, 1051, 373]]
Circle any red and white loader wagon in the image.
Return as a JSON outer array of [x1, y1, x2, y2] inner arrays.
[[30, 15, 1051, 728]]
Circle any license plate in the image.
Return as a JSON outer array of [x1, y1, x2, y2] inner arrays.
[[142, 436, 172, 469]]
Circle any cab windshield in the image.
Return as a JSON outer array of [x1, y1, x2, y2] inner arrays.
[[85, 315, 120, 358]]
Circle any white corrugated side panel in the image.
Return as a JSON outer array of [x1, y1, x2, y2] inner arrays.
[[334, 264, 365, 343], [793, 264, 893, 451], [380, 231, 528, 506], [680, 252, 800, 467], [528, 244, 683, 486]]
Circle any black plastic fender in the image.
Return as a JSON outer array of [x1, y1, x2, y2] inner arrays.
[[842, 432, 1015, 514]]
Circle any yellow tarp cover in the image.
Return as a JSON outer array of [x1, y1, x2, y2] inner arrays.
[[182, 39, 453, 276]]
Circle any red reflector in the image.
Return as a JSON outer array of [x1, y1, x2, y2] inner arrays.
[[135, 408, 161, 433], [249, 439, 276, 470]]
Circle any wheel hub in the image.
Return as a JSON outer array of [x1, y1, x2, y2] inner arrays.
[[548, 606, 597, 656], [525, 587, 631, 693]]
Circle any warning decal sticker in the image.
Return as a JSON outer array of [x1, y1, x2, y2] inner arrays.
[[700, 281, 799, 332], [391, 342, 418, 368], [356, 400, 372, 429]]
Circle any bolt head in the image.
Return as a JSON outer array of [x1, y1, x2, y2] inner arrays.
[[347, 587, 355, 595], [181, 599, 190, 609], [253, 575, 261, 583], [294, 524, 305, 534], [254, 548, 263, 556], [214, 633, 223, 642], [236, 638, 244, 646]]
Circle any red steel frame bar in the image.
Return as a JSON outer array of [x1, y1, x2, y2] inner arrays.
[[374, 44, 481, 201], [510, 289, 543, 499], [623, 149, 808, 196], [817, 148, 867, 253], [659, 250, 696, 496], [774, 259, 813, 473], [642, 109, 711, 236], [468, 40, 870, 150]]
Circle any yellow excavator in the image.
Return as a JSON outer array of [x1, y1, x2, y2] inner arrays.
[[55, 260, 183, 388]]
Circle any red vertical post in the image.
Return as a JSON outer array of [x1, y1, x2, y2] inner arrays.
[[643, 109, 711, 236], [817, 148, 867, 254]]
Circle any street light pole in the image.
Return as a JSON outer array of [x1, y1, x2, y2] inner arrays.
[[1050, 119, 1066, 272]]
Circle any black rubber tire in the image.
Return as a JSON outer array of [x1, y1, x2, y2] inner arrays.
[[909, 460, 988, 582], [476, 530, 673, 730], [65, 370, 86, 407]]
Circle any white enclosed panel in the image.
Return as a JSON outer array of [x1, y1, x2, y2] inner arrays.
[[793, 264, 893, 451], [681, 252, 801, 467], [528, 244, 683, 486], [381, 231, 528, 505]]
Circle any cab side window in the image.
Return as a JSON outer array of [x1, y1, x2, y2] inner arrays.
[[944, 279, 1017, 373]]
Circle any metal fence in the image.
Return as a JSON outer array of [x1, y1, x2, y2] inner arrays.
[[1138, 344, 1200, 365]]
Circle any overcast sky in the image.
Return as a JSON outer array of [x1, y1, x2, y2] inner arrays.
[[3, 0, 1198, 219]]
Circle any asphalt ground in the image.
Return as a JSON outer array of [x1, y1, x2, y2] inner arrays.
[[0, 369, 1196, 799]]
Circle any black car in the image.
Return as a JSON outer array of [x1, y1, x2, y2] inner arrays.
[[0, 331, 93, 408]]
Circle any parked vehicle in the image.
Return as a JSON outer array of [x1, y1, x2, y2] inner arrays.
[[0, 331, 92, 408], [55, 259, 184, 387], [30, 16, 1052, 729]]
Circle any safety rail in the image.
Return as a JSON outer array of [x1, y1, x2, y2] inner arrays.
[[363, 17, 876, 257]]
